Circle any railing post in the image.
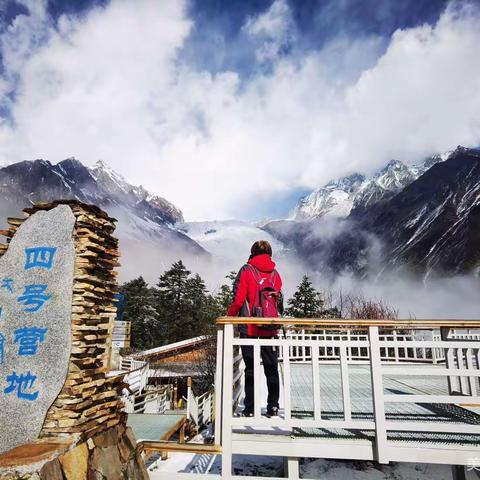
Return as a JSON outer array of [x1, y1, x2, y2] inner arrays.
[[214, 325, 224, 444], [442, 327, 459, 394], [221, 323, 234, 478], [466, 348, 478, 396], [284, 457, 299, 479], [340, 346, 351, 422], [186, 376, 192, 421], [283, 340, 291, 421], [393, 330, 399, 362], [311, 345, 321, 421], [369, 326, 388, 464], [254, 343, 262, 418]]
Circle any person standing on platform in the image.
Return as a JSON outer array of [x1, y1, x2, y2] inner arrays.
[[227, 240, 283, 417]]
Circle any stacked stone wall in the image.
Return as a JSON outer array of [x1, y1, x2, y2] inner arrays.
[[0, 201, 149, 480]]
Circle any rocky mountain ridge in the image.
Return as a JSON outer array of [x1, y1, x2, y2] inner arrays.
[[0, 158, 208, 282], [291, 153, 451, 220], [266, 146, 480, 279]]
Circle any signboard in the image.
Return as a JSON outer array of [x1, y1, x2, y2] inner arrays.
[[0, 205, 75, 454]]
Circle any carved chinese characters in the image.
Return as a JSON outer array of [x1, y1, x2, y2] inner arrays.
[[0, 206, 75, 454]]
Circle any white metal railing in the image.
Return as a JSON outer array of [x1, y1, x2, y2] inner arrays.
[[215, 319, 480, 478], [187, 383, 215, 427], [121, 358, 168, 414], [280, 329, 448, 364], [123, 385, 170, 414], [120, 356, 147, 372]]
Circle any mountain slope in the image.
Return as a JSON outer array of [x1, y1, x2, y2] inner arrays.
[[90, 160, 183, 225], [292, 155, 447, 220], [360, 147, 480, 276], [291, 174, 365, 220], [266, 147, 480, 279], [0, 158, 208, 282]]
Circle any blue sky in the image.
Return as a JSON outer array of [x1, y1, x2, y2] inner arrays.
[[0, 0, 479, 220], [183, 0, 450, 74]]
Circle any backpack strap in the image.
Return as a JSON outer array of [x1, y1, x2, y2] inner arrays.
[[248, 265, 279, 289], [246, 264, 262, 284]]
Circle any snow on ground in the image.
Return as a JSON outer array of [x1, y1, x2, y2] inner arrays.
[[147, 389, 480, 479], [147, 416, 480, 479], [148, 452, 479, 479]]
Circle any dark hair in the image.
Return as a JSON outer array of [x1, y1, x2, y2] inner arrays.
[[250, 240, 272, 257]]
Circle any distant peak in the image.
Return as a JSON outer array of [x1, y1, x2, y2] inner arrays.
[[57, 157, 83, 167], [383, 159, 406, 170], [90, 159, 126, 181], [93, 159, 111, 170]]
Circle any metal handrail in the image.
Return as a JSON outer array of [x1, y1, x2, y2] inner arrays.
[[216, 317, 480, 328]]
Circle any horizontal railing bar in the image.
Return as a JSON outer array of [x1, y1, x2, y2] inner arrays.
[[285, 360, 430, 365], [232, 339, 370, 347], [217, 317, 480, 328], [384, 395, 480, 404], [232, 338, 479, 349], [379, 341, 480, 348], [137, 441, 222, 454], [231, 477, 286, 480], [231, 417, 376, 430], [381, 367, 480, 377], [168, 475, 221, 480], [384, 422, 480, 434], [231, 418, 480, 434]]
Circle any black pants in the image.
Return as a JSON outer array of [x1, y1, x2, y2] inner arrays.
[[240, 335, 279, 412]]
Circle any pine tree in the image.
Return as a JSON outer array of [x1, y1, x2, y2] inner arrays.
[[286, 275, 323, 318], [214, 271, 237, 312], [155, 260, 192, 344], [119, 276, 157, 350], [185, 273, 211, 338]]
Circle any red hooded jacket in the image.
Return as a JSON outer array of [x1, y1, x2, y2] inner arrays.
[[227, 254, 283, 336]]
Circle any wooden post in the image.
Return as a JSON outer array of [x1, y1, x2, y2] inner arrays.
[[173, 380, 178, 409], [186, 376, 192, 420]]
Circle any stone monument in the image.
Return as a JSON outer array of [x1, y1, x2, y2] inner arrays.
[[0, 201, 148, 480], [0, 205, 75, 454]]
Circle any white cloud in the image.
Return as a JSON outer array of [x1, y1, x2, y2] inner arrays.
[[0, 0, 479, 220], [243, 0, 295, 63]]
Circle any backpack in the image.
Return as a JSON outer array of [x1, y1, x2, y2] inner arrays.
[[247, 265, 281, 331]]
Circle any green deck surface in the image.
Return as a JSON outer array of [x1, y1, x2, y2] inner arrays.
[[234, 363, 480, 445], [127, 412, 186, 441]]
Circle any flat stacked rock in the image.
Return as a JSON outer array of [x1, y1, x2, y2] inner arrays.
[[0, 200, 126, 440]]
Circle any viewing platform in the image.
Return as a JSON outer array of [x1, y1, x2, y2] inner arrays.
[[139, 318, 480, 479]]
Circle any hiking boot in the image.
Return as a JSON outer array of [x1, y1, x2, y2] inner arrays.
[[241, 409, 254, 417], [266, 406, 279, 418]]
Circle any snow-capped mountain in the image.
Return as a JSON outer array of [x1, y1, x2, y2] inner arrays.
[[292, 155, 446, 220], [360, 146, 480, 277], [90, 160, 183, 225], [291, 174, 365, 220], [265, 146, 480, 279], [352, 160, 422, 213], [0, 158, 208, 283]]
